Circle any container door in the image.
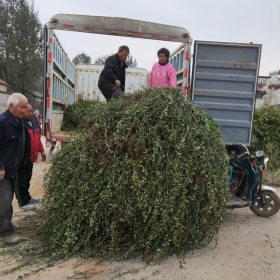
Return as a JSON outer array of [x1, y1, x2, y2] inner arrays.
[[191, 41, 261, 145]]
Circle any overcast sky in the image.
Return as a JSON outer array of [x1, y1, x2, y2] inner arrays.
[[32, 0, 279, 75]]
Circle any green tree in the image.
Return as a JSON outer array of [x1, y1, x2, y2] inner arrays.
[[72, 53, 91, 66], [95, 54, 137, 67], [0, 0, 43, 95]]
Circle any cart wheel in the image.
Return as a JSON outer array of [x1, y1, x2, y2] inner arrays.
[[250, 190, 280, 217]]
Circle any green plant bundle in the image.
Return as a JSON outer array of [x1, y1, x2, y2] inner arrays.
[[253, 104, 280, 171], [40, 88, 228, 259], [60, 99, 100, 131]]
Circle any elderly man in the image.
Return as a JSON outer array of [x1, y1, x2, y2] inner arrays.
[[0, 93, 28, 244], [98, 45, 129, 101], [15, 103, 46, 210]]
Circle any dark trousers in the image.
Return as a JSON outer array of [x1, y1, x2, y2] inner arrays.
[[0, 177, 15, 237], [98, 83, 121, 101], [15, 162, 33, 207]]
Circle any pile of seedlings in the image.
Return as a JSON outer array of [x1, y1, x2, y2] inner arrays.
[[39, 87, 228, 259], [60, 99, 100, 131]]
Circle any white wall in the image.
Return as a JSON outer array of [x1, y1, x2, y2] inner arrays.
[[0, 93, 11, 113], [0, 84, 7, 92]]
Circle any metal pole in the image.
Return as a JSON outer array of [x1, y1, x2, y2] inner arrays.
[[182, 38, 192, 99], [42, 24, 48, 136]]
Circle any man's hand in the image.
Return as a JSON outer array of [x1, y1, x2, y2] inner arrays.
[[41, 152, 47, 162], [115, 80, 121, 87], [0, 170, 5, 181]]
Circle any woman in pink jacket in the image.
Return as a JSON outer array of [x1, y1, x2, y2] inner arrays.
[[148, 48, 177, 88]]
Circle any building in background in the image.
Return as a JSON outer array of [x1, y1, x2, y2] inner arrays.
[[25, 91, 43, 115], [0, 79, 11, 113], [0, 79, 8, 92], [256, 70, 280, 108]]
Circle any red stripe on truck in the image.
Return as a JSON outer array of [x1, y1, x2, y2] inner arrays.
[[47, 78, 51, 90], [47, 52, 52, 63], [134, 33, 143, 38], [168, 36, 178, 41], [63, 24, 74, 29], [84, 26, 94, 32], [103, 29, 113, 35], [46, 78, 51, 99], [185, 52, 189, 60], [184, 69, 188, 78], [151, 34, 160, 40]]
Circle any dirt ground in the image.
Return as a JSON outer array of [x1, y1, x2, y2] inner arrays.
[[1, 140, 280, 280]]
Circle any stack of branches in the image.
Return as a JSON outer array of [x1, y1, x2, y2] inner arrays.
[[39, 88, 228, 260]]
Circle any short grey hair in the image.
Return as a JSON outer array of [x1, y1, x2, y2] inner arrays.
[[7, 93, 27, 108]]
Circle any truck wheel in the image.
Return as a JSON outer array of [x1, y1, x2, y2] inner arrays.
[[250, 190, 280, 217]]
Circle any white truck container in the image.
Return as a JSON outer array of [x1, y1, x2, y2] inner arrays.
[[75, 64, 149, 102]]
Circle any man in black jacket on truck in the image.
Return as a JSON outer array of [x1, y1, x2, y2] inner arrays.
[[98, 45, 129, 101]]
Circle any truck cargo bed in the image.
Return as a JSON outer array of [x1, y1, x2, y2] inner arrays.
[[51, 131, 79, 142]]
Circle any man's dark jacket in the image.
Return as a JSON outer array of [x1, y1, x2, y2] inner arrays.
[[98, 53, 128, 91], [0, 110, 30, 178]]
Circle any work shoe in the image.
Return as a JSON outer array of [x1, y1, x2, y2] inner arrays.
[[29, 198, 40, 204], [0, 234, 22, 244], [21, 204, 35, 210], [13, 223, 21, 231]]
